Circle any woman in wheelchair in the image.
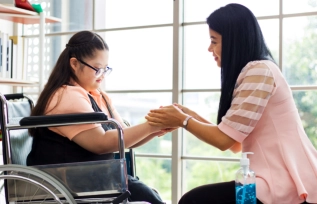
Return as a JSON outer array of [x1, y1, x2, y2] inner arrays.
[[26, 30, 167, 204]]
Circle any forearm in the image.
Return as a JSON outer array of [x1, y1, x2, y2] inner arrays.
[[73, 123, 157, 155], [185, 119, 236, 151], [129, 134, 157, 148], [190, 111, 212, 124], [120, 122, 159, 149]]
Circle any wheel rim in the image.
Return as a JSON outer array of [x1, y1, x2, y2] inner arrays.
[[0, 164, 76, 204]]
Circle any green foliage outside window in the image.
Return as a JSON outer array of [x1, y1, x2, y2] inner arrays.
[[284, 16, 317, 148]]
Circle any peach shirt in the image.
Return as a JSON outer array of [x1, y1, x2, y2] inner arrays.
[[45, 84, 125, 140], [219, 60, 317, 204]]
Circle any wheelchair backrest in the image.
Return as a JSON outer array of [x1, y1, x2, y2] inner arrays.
[[7, 100, 33, 165], [0, 93, 34, 165]]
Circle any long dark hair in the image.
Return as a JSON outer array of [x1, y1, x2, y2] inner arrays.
[[29, 30, 109, 136], [206, 3, 274, 124]]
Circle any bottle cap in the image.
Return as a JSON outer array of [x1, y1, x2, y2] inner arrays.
[[240, 152, 253, 166]]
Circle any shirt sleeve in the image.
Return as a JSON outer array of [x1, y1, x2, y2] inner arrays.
[[218, 63, 275, 143], [101, 91, 128, 128], [46, 86, 100, 140]]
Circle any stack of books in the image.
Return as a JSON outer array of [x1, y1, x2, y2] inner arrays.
[[0, 31, 14, 79]]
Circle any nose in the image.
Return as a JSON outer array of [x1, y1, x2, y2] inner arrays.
[[208, 44, 213, 52], [101, 71, 106, 78]]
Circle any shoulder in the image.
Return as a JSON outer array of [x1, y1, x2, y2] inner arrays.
[[64, 85, 89, 96], [244, 60, 274, 72], [242, 60, 280, 75], [234, 60, 277, 91], [238, 60, 277, 81], [57, 85, 90, 102], [46, 85, 91, 114], [51, 85, 90, 103]]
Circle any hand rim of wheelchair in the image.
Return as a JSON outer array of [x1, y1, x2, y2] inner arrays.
[[0, 164, 76, 203]]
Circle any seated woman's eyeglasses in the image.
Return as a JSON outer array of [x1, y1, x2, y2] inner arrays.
[[77, 58, 112, 77]]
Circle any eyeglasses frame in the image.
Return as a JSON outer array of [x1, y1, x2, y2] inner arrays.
[[76, 58, 112, 77]]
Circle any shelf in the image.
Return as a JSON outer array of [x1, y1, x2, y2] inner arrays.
[[0, 4, 61, 24], [0, 78, 38, 87]]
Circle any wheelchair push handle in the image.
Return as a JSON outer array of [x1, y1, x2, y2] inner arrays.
[[4, 93, 24, 100]]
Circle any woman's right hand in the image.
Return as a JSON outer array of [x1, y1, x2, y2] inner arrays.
[[145, 104, 188, 129], [173, 103, 194, 116]]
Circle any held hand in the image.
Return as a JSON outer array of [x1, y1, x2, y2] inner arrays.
[[145, 105, 187, 128], [153, 127, 179, 137], [173, 103, 193, 115], [148, 130, 166, 137]]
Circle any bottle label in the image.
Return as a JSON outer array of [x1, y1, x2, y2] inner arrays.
[[235, 183, 256, 204]]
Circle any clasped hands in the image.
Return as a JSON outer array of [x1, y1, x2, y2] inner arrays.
[[146, 103, 191, 136]]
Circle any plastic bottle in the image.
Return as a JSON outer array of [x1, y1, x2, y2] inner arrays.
[[235, 152, 256, 204]]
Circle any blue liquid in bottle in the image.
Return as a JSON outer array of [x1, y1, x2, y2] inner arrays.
[[235, 152, 256, 204], [235, 183, 256, 204]]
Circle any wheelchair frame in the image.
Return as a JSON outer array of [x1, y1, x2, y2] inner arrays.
[[0, 93, 131, 204]]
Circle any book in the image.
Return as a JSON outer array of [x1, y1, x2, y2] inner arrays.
[[10, 37, 17, 79], [0, 32, 8, 78], [0, 34, 2, 77], [21, 36, 28, 80], [6, 37, 12, 78]]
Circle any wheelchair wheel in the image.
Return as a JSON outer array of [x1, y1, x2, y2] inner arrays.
[[0, 164, 76, 203]]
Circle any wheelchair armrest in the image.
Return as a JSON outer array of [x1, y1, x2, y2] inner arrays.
[[19, 112, 108, 126], [4, 93, 24, 100], [18, 112, 126, 159]]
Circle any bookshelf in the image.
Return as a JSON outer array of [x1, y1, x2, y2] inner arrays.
[[0, 4, 60, 24], [0, 3, 61, 87], [0, 78, 38, 86]]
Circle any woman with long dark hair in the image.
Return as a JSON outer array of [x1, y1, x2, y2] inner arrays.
[[146, 3, 317, 204]]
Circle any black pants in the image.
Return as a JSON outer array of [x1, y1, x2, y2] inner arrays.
[[128, 175, 165, 204], [178, 180, 310, 204]]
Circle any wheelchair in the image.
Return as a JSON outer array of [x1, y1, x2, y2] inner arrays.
[[0, 92, 133, 204]]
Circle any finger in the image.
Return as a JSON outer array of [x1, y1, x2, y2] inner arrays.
[[174, 103, 183, 109], [148, 121, 164, 127], [150, 109, 165, 113], [147, 112, 166, 119], [167, 128, 178, 132], [145, 115, 162, 123], [157, 133, 165, 137]]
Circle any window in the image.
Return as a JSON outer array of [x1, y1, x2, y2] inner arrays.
[[283, 16, 317, 85], [184, 0, 279, 22], [94, 0, 172, 29], [98, 27, 173, 91]]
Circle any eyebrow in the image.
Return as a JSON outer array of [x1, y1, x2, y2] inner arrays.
[[210, 35, 217, 39], [95, 63, 108, 67]]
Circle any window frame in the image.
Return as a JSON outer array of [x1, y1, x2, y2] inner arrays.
[[21, 1, 317, 203]]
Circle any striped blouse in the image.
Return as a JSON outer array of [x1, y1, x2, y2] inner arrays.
[[221, 61, 275, 138]]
